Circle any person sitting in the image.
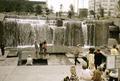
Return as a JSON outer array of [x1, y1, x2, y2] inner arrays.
[[26, 55, 33, 66], [108, 69, 118, 81], [70, 66, 79, 81], [64, 76, 70, 81], [80, 63, 93, 81], [92, 66, 103, 81]]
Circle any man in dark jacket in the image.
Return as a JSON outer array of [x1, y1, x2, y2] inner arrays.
[[94, 49, 103, 69]]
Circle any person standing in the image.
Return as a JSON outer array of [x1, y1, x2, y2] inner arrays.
[[42, 40, 47, 58], [39, 42, 43, 59], [42, 41, 47, 53], [94, 49, 103, 69], [39, 42, 43, 53], [0, 43, 5, 56], [110, 45, 119, 55], [17, 49, 22, 66], [34, 41, 39, 58], [87, 48, 95, 70]]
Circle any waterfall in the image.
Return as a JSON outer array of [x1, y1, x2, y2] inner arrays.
[[81, 21, 95, 47], [87, 23, 95, 46], [64, 21, 84, 46], [81, 22, 88, 46], [5, 18, 53, 46], [2, 18, 110, 47], [82, 20, 110, 47]]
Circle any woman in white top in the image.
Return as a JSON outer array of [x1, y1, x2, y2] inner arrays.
[[87, 48, 95, 70], [110, 45, 119, 55], [87, 53, 95, 70]]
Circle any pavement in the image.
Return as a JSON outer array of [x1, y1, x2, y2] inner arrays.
[[0, 51, 84, 81], [0, 47, 109, 81], [0, 65, 83, 81]]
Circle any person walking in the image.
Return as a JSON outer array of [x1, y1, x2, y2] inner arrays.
[[42, 40, 47, 58], [74, 45, 81, 65], [74, 53, 80, 65]]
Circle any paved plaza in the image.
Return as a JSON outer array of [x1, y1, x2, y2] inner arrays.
[[0, 65, 83, 81], [0, 45, 116, 81], [0, 51, 84, 81], [0, 56, 83, 81]]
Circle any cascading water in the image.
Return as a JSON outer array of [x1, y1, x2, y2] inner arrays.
[[87, 23, 95, 46], [82, 20, 110, 47], [5, 18, 53, 46], [2, 18, 110, 48], [32, 24, 53, 44], [64, 21, 84, 46], [81, 21, 88, 47]]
